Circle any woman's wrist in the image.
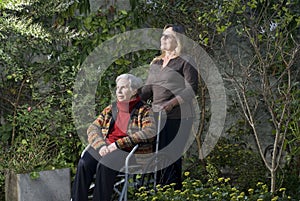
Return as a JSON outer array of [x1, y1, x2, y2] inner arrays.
[[169, 97, 179, 107]]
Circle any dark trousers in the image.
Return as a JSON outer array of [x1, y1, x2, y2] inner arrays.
[[71, 148, 133, 201], [156, 117, 193, 190]]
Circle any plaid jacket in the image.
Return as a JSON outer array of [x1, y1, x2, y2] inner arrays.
[[87, 102, 156, 154]]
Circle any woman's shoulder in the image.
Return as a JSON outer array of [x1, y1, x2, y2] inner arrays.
[[101, 104, 113, 115], [176, 55, 197, 70], [151, 57, 163, 65], [178, 54, 195, 63], [136, 102, 152, 113]]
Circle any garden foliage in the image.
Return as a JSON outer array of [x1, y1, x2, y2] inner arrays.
[[0, 0, 299, 200]]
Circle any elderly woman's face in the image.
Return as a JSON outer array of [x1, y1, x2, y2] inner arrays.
[[116, 78, 136, 102], [160, 27, 177, 52]]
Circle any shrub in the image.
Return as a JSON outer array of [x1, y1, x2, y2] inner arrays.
[[207, 138, 268, 190], [135, 173, 294, 201]]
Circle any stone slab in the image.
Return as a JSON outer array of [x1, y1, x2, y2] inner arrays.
[[6, 168, 71, 201]]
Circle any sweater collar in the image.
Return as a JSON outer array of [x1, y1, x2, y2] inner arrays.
[[117, 96, 141, 113]]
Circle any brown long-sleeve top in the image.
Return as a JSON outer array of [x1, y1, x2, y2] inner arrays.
[[141, 56, 198, 119]]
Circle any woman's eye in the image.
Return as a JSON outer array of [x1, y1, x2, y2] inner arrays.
[[162, 34, 173, 40]]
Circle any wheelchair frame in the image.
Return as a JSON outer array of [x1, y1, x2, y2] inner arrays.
[[118, 110, 162, 201]]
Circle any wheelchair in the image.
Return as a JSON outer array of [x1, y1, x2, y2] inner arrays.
[[73, 111, 175, 201], [116, 111, 177, 200]]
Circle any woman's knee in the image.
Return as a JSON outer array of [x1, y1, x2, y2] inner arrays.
[[78, 152, 98, 170]]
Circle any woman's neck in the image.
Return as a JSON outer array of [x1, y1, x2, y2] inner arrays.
[[117, 96, 141, 112], [164, 51, 177, 60], [162, 51, 177, 67]]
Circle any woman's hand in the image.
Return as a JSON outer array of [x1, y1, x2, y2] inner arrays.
[[107, 143, 117, 153], [99, 143, 117, 157], [99, 146, 110, 156], [161, 98, 179, 112]]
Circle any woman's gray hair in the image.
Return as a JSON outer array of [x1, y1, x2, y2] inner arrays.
[[116, 73, 143, 90]]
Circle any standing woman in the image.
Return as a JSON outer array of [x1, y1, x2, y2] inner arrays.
[[141, 24, 198, 189]]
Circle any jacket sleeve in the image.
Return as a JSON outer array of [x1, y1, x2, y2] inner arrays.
[[140, 84, 153, 102], [87, 106, 111, 151], [177, 61, 198, 103], [140, 64, 156, 102], [115, 106, 156, 149]]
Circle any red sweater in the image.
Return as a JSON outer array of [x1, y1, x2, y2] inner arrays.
[[106, 97, 141, 144]]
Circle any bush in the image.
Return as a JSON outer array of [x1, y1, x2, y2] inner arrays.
[[184, 138, 268, 191], [135, 173, 294, 201], [207, 139, 268, 190], [0, 105, 82, 200]]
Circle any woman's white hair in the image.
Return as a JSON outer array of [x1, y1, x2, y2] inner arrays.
[[116, 73, 143, 90]]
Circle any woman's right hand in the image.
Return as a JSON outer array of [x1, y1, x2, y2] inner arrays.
[[160, 98, 179, 112]]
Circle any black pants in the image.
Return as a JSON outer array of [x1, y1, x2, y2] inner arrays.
[[156, 117, 193, 190], [71, 147, 134, 201]]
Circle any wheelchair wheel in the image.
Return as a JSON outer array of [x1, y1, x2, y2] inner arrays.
[[139, 152, 175, 190]]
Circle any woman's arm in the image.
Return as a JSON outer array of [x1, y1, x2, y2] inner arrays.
[[87, 106, 111, 151], [177, 61, 198, 103], [140, 84, 153, 102]]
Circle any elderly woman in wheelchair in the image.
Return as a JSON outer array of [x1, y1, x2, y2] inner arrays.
[[71, 74, 156, 201]]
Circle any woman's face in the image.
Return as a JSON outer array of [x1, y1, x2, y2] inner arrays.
[[160, 27, 178, 52], [116, 78, 136, 102]]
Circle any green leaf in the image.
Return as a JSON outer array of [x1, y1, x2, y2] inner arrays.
[[120, 10, 128, 15], [21, 139, 28, 145], [30, 171, 40, 180]]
